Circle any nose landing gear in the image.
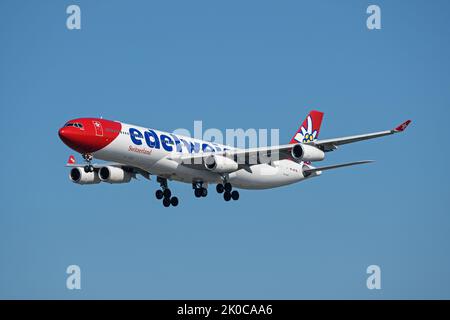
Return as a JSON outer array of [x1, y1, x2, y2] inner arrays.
[[82, 153, 94, 172], [156, 177, 179, 207]]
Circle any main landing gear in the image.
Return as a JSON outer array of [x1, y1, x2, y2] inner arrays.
[[155, 177, 178, 207], [82, 153, 94, 173], [216, 181, 239, 201], [193, 181, 208, 198]]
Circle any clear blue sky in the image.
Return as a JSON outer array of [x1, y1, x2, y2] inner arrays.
[[1, 0, 449, 299]]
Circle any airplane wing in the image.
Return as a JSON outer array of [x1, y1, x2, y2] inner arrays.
[[172, 144, 296, 169], [65, 156, 150, 180], [307, 120, 411, 152], [66, 162, 123, 169], [173, 120, 411, 170]]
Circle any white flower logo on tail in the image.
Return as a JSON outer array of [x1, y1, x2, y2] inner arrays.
[[294, 115, 317, 143]]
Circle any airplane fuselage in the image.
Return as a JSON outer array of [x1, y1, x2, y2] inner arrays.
[[58, 113, 410, 206], [59, 118, 309, 190]]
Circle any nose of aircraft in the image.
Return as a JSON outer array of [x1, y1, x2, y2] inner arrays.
[[59, 118, 122, 154], [58, 127, 76, 144], [58, 127, 68, 141], [58, 126, 90, 154]]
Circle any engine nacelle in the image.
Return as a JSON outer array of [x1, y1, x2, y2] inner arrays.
[[204, 155, 238, 173], [291, 143, 325, 162], [69, 167, 101, 185], [99, 166, 132, 184]]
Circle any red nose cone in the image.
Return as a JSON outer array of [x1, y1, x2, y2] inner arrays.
[[58, 127, 89, 153], [58, 128, 68, 140], [58, 118, 122, 154]]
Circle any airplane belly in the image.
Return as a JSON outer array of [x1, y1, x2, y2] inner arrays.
[[229, 161, 304, 189], [149, 158, 222, 184]]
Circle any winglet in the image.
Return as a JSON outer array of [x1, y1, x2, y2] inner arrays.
[[67, 155, 76, 165], [393, 120, 412, 132]]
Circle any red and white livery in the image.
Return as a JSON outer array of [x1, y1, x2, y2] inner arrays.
[[58, 111, 411, 207]]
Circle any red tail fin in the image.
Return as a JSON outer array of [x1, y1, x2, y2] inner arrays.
[[290, 110, 324, 144], [67, 155, 76, 164]]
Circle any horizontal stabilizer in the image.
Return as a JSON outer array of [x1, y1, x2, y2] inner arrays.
[[303, 160, 374, 174]]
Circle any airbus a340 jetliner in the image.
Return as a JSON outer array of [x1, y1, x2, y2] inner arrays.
[[58, 111, 411, 207]]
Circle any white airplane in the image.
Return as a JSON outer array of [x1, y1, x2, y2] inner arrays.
[[58, 111, 411, 207]]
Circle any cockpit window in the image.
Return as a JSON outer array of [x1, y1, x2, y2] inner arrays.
[[64, 122, 83, 128]]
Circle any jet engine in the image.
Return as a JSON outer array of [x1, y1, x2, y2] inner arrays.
[[69, 167, 101, 185], [99, 166, 132, 184], [204, 155, 239, 173], [291, 143, 325, 162]]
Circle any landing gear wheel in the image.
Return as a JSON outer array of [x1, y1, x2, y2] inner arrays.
[[224, 191, 232, 202], [162, 197, 171, 207], [231, 190, 239, 201], [224, 182, 232, 192], [157, 177, 179, 208], [193, 181, 208, 199], [194, 188, 202, 198], [216, 184, 224, 194], [155, 190, 164, 200], [170, 197, 179, 207], [82, 154, 94, 172], [163, 188, 172, 199]]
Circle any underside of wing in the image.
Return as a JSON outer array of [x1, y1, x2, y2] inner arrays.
[[172, 144, 298, 172], [66, 162, 124, 169]]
